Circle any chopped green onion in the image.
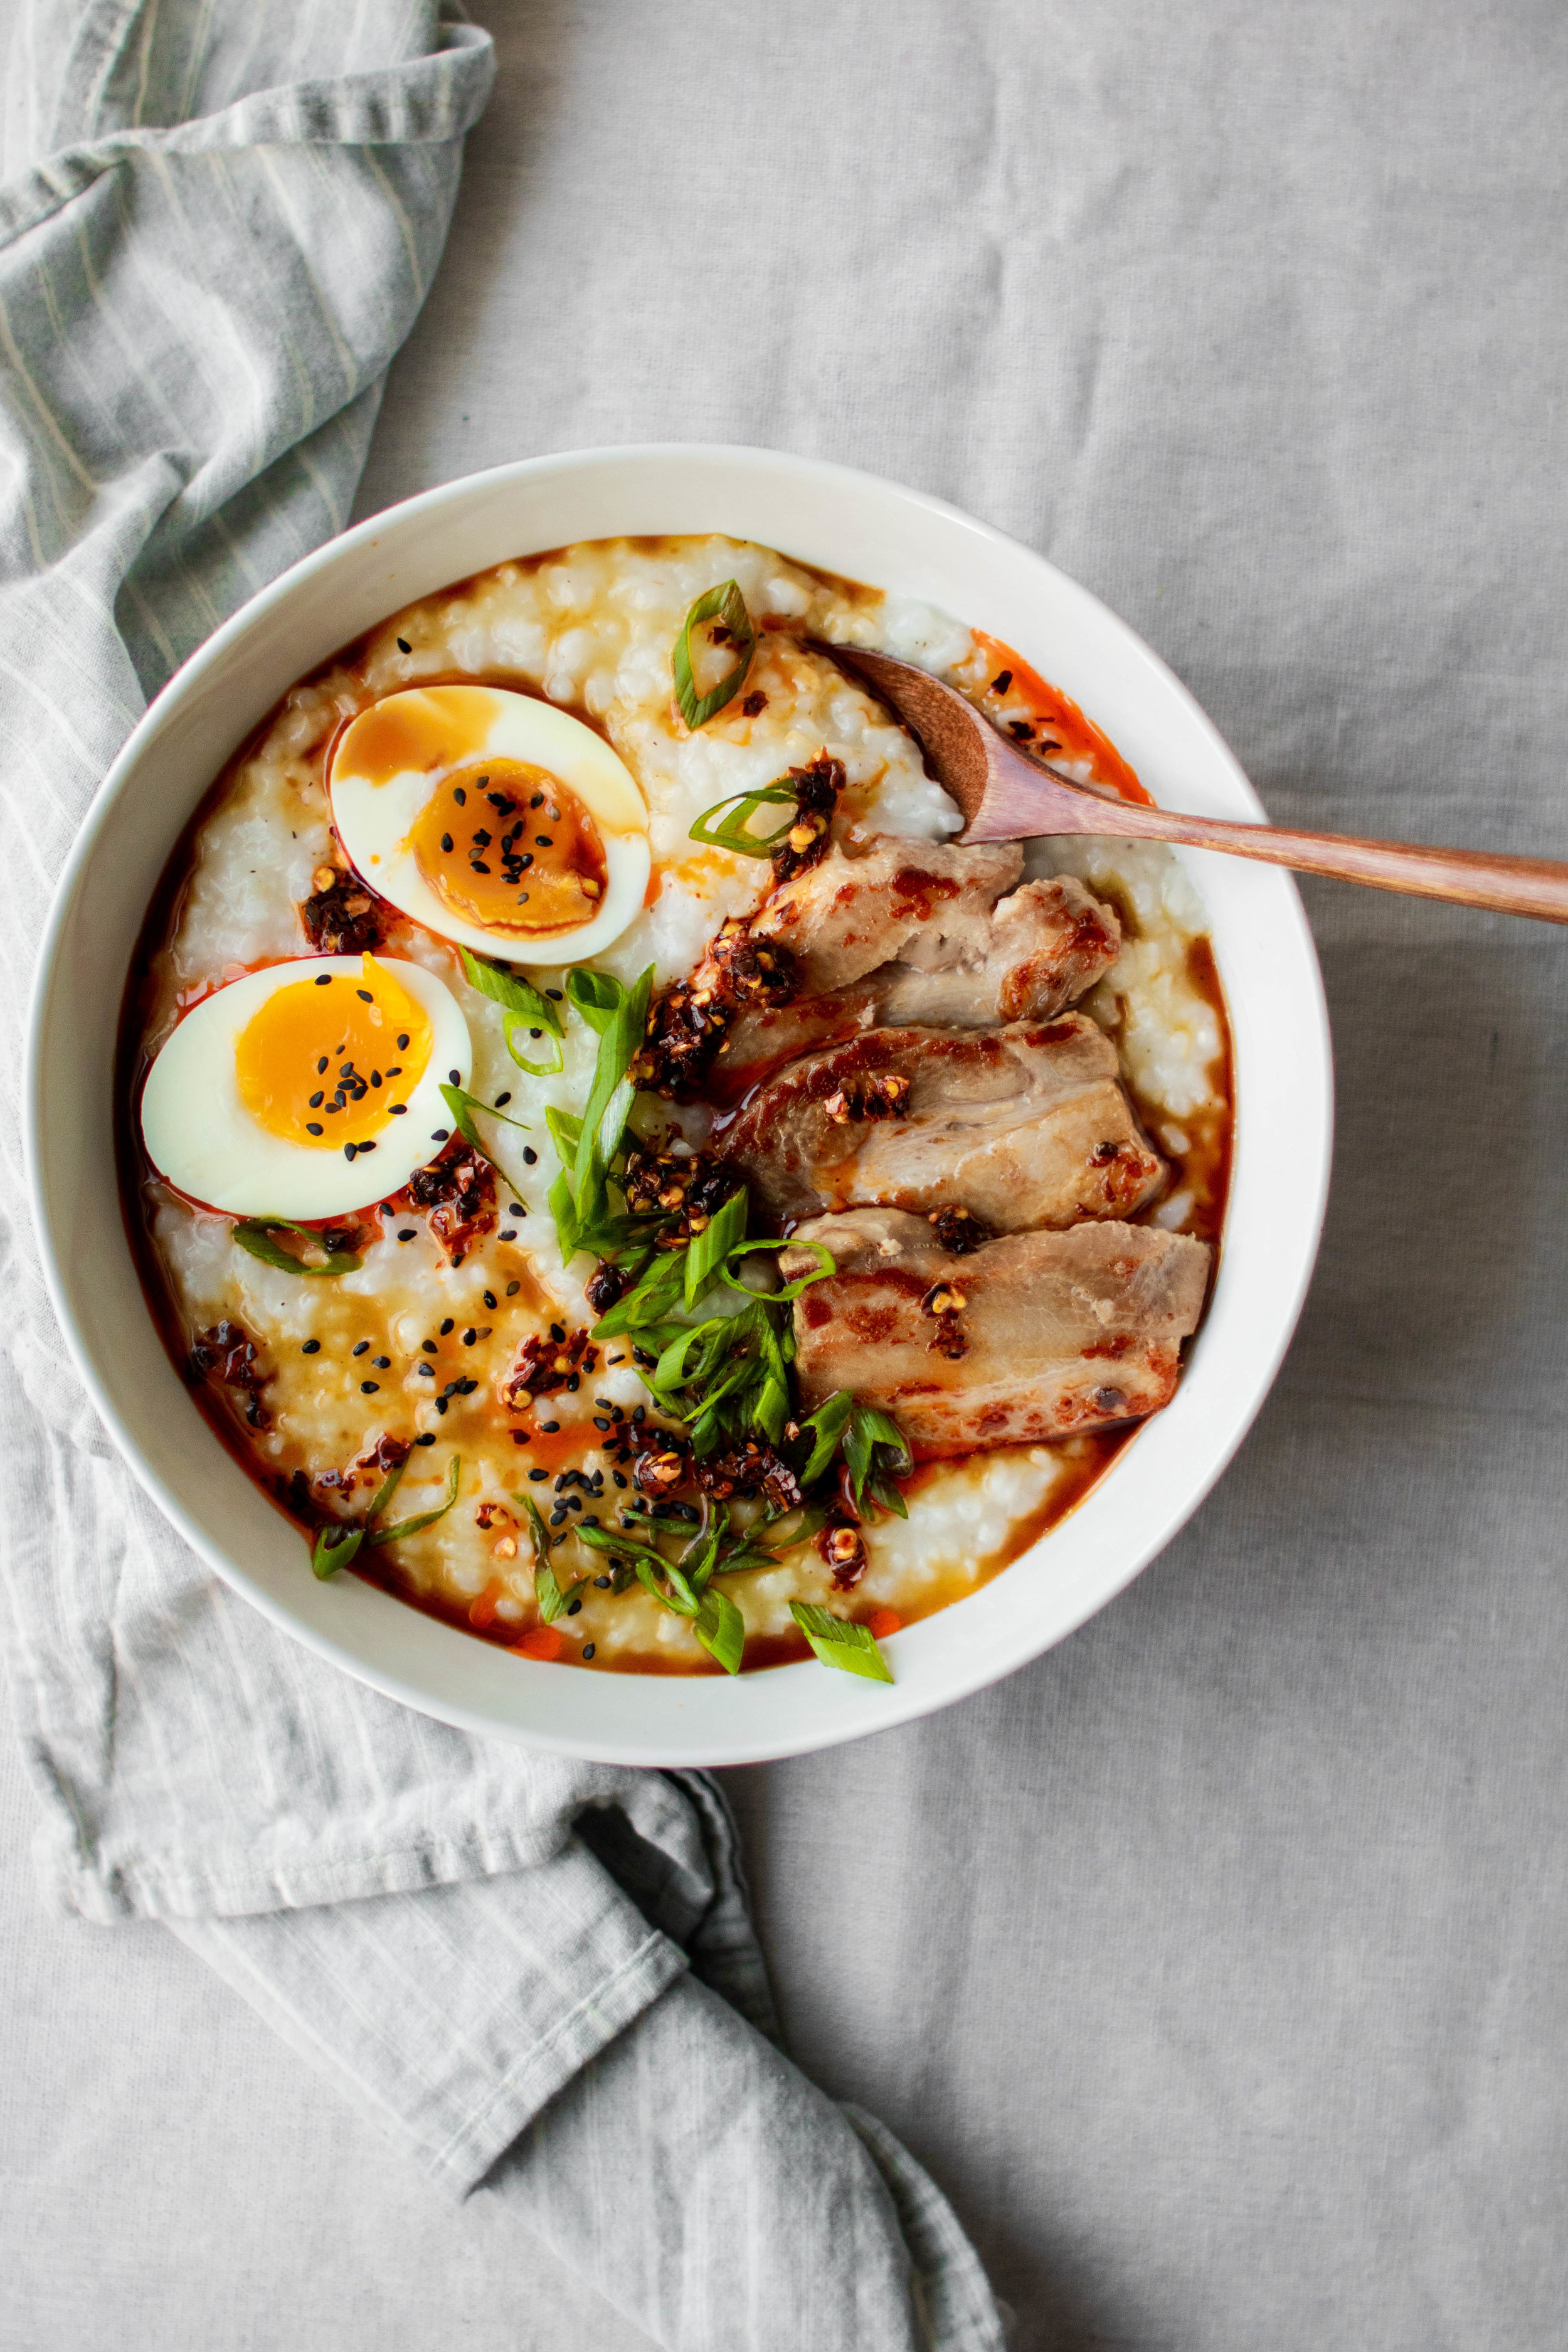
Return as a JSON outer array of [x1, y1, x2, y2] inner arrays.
[[517, 1491, 582, 1622], [672, 580, 756, 731], [457, 948, 562, 1034], [502, 1012, 564, 1078], [309, 1450, 450, 1579], [439, 1083, 531, 1171], [790, 1601, 893, 1683], [695, 1586, 746, 1676], [366, 1453, 461, 1545], [545, 1104, 583, 1165], [564, 967, 625, 1032], [567, 966, 652, 1239], [683, 1184, 748, 1308], [718, 1236, 835, 1303], [688, 779, 800, 856], [800, 1391, 854, 1485], [234, 1217, 363, 1277], [312, 1524, 363, 1579], [457, 949, 565, 1078], [844, 1401, 912, 1510]]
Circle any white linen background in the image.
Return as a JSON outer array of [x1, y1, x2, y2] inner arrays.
[[4, 1, 1567, 2346]]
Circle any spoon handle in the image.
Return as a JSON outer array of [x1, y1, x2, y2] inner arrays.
[[1089, 802, 1568, 925], [971, 764, 1568, 925]]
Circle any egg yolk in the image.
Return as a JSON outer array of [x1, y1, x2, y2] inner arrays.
[[408, 759, 608, 936], [235, 957, 433, 1150]]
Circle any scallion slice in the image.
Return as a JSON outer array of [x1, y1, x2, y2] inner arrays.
[[672, 580, 755, 730], [790, 1601, 893, 1683], [687, 779, 799, 856], [366, 1452, 461, 1546], [234, 1216, 362, 1277]]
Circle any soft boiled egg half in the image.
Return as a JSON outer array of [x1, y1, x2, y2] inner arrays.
[[141, 954, 472, 1219], [328, 685, 650, 964]]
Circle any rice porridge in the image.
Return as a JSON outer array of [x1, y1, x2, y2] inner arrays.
[[122, 536, 1231, 1681]]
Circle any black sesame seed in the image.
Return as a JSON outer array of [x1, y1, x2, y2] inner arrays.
[[344, 1142, 358, 1160], [373, 1356, 390, 1370], [398, 1229, 416, 1242], [440, 832, 453, 853], [315, 973, 332, 986], [361, 1380, 379, 1394], [352, 1342, 369, 1357], [499, 1229, 517, 1242], [305, 1123, 324, 1136], [593, 1417, 610, 1431], [389, 1104, 407, 1115], [522, 1148, 538, 1166], [358, 1140, 376, 1153], [448, 1069, 460, 1084], [535, 835, 553, 849], [317, 1057, 329, 1074], [309, 1091, 324, 1108], [397, 1032, 410, 1050], [494, 1093, 511, 1109], [356, 988, 373, 1003], [453, 787, 465, 805], [302, 1340, 320, 1355], [549, 1323, 565, 1342], [371, 1072, 382, 1088], [567, 1596, 583, 1613], [612, 1471, 627, 1488], [483, 1290, 497, 1310], [529, 1467, 548, 1481], [462, 1328, 477, 1346], [541, 1421, 560, 1434], [582, 1643, 596, 1660], [417, 1364, 433, 1378], [509, 1202, 526, 1216], [473, 829, 491, 848], [432, 1128, 449, 1142], [545, 988, 563, 1001], [440, 1316, 454, 1334], [549, 1512, 566, 1528], [415, 1431, 435, 1446], [435, 1397, 448, 1414], [470, 861, 491, 875]]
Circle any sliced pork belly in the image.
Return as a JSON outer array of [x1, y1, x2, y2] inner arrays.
[[781, 1207, 1212, 1453], [750, 835, 1025, 992], [711, 845, 1121, 1103], [718, 1015, 1165, 1231]]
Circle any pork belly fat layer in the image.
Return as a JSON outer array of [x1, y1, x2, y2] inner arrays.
[[782, 1208, 1212, 1454], [719, 1016, 1165, 1231]]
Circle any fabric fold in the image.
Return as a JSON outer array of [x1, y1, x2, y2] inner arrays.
[[0, 9, 1005, 2342]]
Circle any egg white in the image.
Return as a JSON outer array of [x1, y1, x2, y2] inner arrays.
[[329, 686, 651, 965], [140, 956, 473, 1219]]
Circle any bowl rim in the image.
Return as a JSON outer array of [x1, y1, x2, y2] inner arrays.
[[24, 442, 1333, 1764]]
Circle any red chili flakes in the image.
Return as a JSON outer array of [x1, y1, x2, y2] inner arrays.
[[500, 1325, 598, 1407], [394, 1144, 495, 1264]]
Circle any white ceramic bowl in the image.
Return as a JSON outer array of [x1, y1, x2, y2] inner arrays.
[[26, 446, 1332, 1766]]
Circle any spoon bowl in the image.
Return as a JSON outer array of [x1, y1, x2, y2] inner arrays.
[[820, 643, 1568, 926]]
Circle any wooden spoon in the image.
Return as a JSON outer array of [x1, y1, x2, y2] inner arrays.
[[813, 644, 1568, 926]]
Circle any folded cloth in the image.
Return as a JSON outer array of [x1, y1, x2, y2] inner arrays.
[[0, 6, 1004, 2342]]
